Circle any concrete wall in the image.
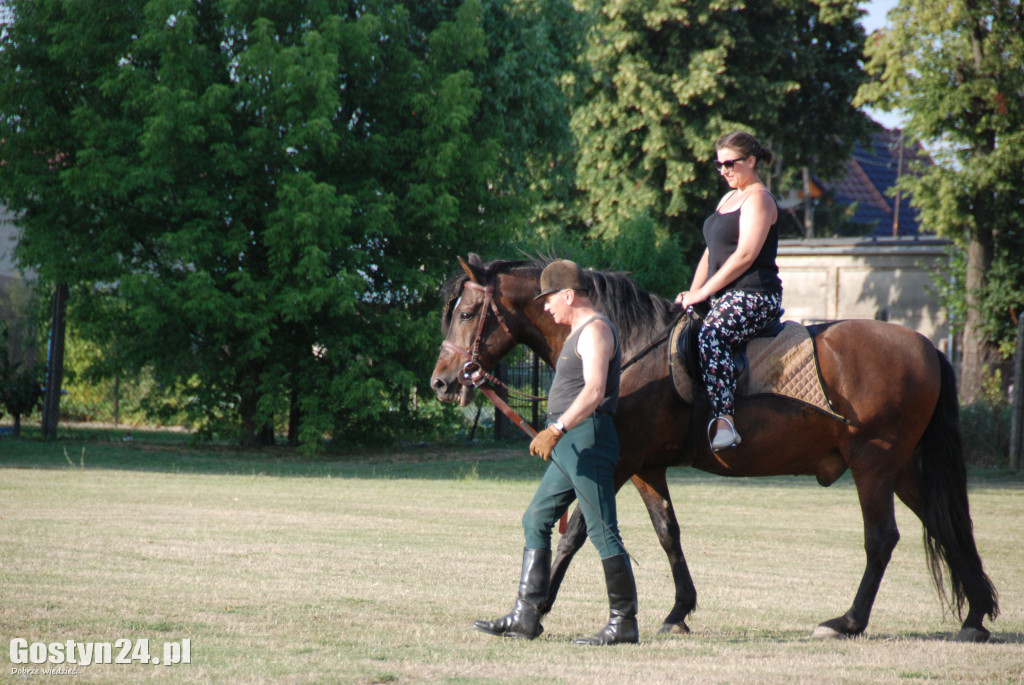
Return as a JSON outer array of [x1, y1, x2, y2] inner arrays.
[[0, 204, 25, 286], [777, 237, 952, 353]]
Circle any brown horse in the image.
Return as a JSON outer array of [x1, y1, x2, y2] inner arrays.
[[430, 255, 998, 642]]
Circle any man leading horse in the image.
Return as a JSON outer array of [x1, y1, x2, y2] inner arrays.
[[472, 259, 639, 646]]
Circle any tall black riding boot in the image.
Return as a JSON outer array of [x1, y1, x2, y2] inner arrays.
[[575, 553, 639, 645], [473, 548, 551, 640]]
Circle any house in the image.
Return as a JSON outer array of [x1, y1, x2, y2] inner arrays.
[[771, 125, 952, 352], [0, 204, 33, 321], [831, 127, 928, 237], [779, 126, 931, 238]]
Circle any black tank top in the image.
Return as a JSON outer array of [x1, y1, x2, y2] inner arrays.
[[702, 190, 782, 296], [546, 314, 620, 421]]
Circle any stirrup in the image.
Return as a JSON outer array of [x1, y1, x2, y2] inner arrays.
[[707, 416, 742, 452]]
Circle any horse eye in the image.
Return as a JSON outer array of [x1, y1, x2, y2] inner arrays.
[[459, 311, 476, 321]]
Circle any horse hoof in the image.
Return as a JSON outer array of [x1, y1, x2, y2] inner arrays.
[[955, 627, 990, 643], [811, 624, 843, 639], [658, 622, 690, 635], [812, 616, 864, 639]]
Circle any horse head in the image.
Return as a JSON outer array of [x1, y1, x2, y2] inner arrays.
[[430, 255, 564, 406]]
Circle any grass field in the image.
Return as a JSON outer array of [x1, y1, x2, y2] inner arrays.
[[1, 431, 1022, 684]]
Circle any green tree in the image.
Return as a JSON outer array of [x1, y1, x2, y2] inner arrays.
[[856, 0, 1024, 402], [561, 0, 872, 263], [0, 0, 577, 446], [0, 284, 45, 436]]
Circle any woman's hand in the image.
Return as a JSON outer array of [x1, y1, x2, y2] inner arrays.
[[675, 289, 709, 309]]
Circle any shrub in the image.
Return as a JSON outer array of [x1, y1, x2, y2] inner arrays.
[[960, 401, 1010, 467]]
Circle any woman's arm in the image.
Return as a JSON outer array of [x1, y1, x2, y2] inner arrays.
[[675, 249, 710, 305], [681, 191, 776, 307]]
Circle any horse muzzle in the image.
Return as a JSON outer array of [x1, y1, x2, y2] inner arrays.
[[430, 372, 476, 406]]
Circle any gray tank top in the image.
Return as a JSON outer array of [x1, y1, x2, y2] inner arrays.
[[546, 314, 620, 421]]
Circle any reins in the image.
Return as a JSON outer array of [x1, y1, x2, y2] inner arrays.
[[456, 358, 634, 562], [441, 280, 547, 402], [440, 275, 687, 565], [620, 308, 685, 372], [443, 277, 684, 404]]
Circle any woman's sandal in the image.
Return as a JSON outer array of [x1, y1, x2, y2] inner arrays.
[[707, 415, 742, 452]]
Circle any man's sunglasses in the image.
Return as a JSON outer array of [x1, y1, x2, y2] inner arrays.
[[714, 156, 748, 170]]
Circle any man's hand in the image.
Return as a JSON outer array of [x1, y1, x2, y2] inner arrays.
[[529, 426, 563, 461]]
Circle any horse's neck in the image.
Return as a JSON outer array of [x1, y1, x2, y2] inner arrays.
[[508, 272, 674, 368], [522, 309, 569, 368]]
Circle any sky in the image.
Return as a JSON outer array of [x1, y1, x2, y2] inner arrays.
[[859, 0, 905, 129], [861, 0, 900, 33]]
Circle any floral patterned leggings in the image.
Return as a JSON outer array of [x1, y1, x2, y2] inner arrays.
[[697, 290, 783, 418]]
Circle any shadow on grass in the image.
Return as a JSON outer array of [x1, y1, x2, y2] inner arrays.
[[665, 628, 1024, 645], [861, 630, 1024, 644], [3, 425, 1022, 488], [0, 429, 545, 481]]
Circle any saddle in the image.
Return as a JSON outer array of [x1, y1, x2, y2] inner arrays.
[[669, 305, 845, 422], [676, 303, 784, 385]]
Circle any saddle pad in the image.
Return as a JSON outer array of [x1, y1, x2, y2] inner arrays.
[[669, 320, 846, 421]]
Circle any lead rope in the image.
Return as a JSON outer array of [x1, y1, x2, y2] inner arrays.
[[459, 361, 636, 565]]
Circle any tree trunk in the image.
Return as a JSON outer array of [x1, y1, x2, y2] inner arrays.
[[1009, 316, 1024, 471], [958, 24, 1003, 403], [239, 381, 275, 447], [41, 283, 69, 439], [802, 166, 814, 238], [959, 224, 997, 403], [287, 383, 301, 446]]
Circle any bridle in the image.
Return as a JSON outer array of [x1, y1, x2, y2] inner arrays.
[[439, 274, 631, 554], [442, 274, 681, 398], [442, 279, 545, 401]]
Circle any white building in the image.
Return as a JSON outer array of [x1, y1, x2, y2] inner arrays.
[[777, 236, 952, 354], [0, 203, 23, 287]]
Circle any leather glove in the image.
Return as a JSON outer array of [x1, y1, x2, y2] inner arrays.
[[529, 426, 563, 461]]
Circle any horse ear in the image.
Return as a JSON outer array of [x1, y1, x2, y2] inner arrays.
[[458, 255, 485, 284]]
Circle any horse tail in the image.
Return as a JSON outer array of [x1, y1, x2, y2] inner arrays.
[[916, 350, 999, 621]]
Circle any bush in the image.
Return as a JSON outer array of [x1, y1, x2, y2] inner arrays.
[[59, 328, 165, 426], [0, 289, 45, 435], [960, 401, 1010, 467]]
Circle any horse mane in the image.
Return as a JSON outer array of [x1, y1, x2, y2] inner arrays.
[[439, 257, 677, 347], [586, 266, 677, 347]]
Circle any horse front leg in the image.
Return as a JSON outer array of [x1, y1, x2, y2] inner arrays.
[[541, 506, 588, 615], [632, 468, 697, 634], [813, 467, 900, 638]]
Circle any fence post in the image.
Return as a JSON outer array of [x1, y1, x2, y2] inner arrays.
[[1009, 316, 1024, 471], [531, 353, 541, 431], [493, 363, 507, 440]]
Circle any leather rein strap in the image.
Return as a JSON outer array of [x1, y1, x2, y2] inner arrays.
[[443, 276, 653, 548], [442, 280, 546, 402]]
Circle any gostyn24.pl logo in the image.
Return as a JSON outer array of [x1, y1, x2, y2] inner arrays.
[[8, 637, 191, 672]]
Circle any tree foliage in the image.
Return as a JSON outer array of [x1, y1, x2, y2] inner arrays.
[[560, 0, 872, 264], [856, 0, 1024, 400], [0, 0, 577, 446], [0, 0, 910, 443]]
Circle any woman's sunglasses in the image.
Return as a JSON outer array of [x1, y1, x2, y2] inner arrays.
[[714, 156, 748, 170]]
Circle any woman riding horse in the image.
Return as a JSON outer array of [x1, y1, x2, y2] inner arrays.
[[432, 255, 998, 643]]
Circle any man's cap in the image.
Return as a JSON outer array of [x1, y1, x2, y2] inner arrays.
[[534, 260, 591, 299]]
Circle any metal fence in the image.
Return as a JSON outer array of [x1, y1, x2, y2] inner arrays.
[[493, 349, 553, 439]]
